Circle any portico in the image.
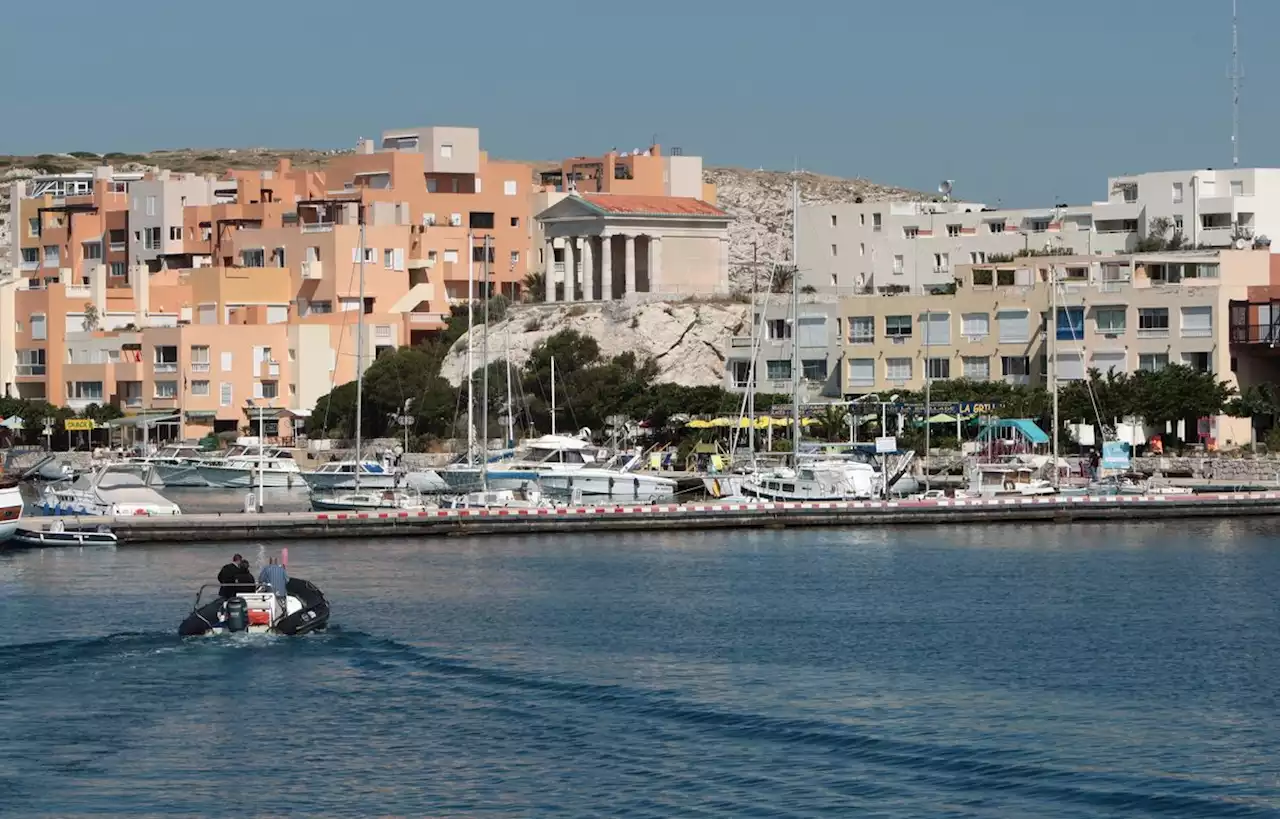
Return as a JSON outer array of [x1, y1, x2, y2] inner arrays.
[[536, 194, 731, 302]]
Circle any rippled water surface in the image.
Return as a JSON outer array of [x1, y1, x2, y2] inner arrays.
[[2, 520, 1279, 817]]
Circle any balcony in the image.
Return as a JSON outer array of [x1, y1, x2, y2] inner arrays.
[[16, 365, 46, 377], [191, 361, 211, 373], [408, 256, 435, 269], [19, 260, 38, 272], [109, 241, 126, 253], [409, 311, 448, 326], [153, 361, 179, 374], [301, 223, 335, 233], [65, 284, 91, 298], [729, 336, 754, 349], [260, 361, 281, 378], [301, 260, 323, 280], [123, 396, 143, 409]]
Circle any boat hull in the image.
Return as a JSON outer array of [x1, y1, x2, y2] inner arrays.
[[540, 472, 677, 502], [9, 528, 117, 548], [302, 472, 401, 490], [151, 463, 210, 488], [179, 578, 329, 637], [0, 483, 22, 543], [196, 466, 301, 489]]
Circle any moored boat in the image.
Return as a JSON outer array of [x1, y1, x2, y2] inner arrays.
[[37, 464, 181, 516], [309, 487, 432, 512]]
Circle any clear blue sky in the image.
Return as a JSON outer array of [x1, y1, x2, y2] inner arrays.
[[1, 0, 1272, 206]]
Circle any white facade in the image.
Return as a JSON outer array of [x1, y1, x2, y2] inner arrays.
[[798, 167, 1280, 295], [128, 172, 216, 266]]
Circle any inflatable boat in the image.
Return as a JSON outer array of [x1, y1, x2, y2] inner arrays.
[[178, 578, 330, 637]]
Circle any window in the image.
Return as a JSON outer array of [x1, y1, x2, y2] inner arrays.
[[1174, 215, 1184, 232], [766, 359, 791, 381], [921, 312, 950, 345], [504, 180, 518, 196], [1055, 307, 1085, 341], [925, 358, 950, 379], [109, 262, 126, 278], [830, 243, 838, 257], [17, 349, 46, 376], [934, 252, 949, 271], [240, 248, 265, 267], [31, 314, 46, 340], [190, 345, 210, 372], [1230, 180, 1244, 196], [872, 213, 882, 231], [384, 249, 395, 269], [154, 380, 178, 399], [1181, 305, 1212, 337], [885, 357, 912, 382], [766, 318, 791, 340], [1002, 356, 1030, 376], [21, 248, 37, 266], [1095, 307, 1126, 333], [426, 178, 438, 193], [801, 359, 828, 381], [797, 316, 826, 347], [1182, 352, 1211, 372], [1138, 307, 1169, 335], [68, 381, 103, 400], [440, 143, 453, 159], [848, 316, 874, 343], [830, 214, 838, 227], [859, 242, 865, 257], [43, 245, 60, 267], [510, 216, 520, 228], [1055, 353, 1085, 381], [350, 246, 376, 264], [1030, 219, 1050, 233], [27, 217, 39, 237], [82, 241, 102, 260], [153, 345, 178, 372], [443, 250, 459, 264], [903, 226, 919, 239], [308, 300, 333, 315], [996, 309, 1029, 343], [1090, 351, 1126, 375], [143, 227, 161, 250], [144, 195, 156, 216], [988, 220, 1006, 234], [947, 224, 962, 238], [962, 356, 989, 380], [961, 312, 989, 339], [1172, 182, 1183, 203], [892, 254, 904, 275], [847, 358, 875, 387], [1121, 184, 1138, 203], [220, 351, 233, 371], [220, 382, 233, 407], [1138, 353, 1169, 372], [469, 211, 495, 230], [885, 315, 912, 338], [262, 381, 279, 400]]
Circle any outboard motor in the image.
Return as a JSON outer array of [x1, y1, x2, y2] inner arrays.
[[225, 597, 248, 632]]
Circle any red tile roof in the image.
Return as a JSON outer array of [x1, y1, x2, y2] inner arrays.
[[579, 194, 727, 217]]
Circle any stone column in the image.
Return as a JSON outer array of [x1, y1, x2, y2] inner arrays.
[[623, 234, 636, 299], [563, 237, 577, 302], [582, 237, 595, 301], [648, 235, 662, 296], [544, 238, 557, 303], [600, 234, 613, 301]]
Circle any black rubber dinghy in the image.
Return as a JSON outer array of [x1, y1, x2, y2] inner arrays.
[[178, 578, 330, 637]]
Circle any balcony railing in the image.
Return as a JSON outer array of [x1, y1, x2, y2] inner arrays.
[[124, 397, 143, 408], [19, 261, 38, 272], [16, 365, 45, 376], [410, 312, 448, 325], [301, 223, 335, 233], [65, 284, 91, 298], [109, 242, 126, 252], [153, 361, 179, 373], [191, 362, 211, 373]]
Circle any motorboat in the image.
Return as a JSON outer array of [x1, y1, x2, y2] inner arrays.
[[438, 435, 604, 491], [966, 457, 1059, 497], [153, 444, 297, 488], [403, 468, 449, 493], [117, 444, 207, 486], [309, 487, 432, 512], [196, 449, 302, 488], [0, 476, 23, 542], [9, 520, 116, 548], [441, 485, 556, 509], [539, 450, 677, 502], [301, 459, 400, 490], [36, 463, 181, 516], [178, 577, 330, 637], [740, 460, 882, 501]]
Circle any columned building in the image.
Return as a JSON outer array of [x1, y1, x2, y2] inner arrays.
[[535, 194, 731, 302]]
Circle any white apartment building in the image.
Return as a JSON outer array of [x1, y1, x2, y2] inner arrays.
[[798, 167, 1280, 295]]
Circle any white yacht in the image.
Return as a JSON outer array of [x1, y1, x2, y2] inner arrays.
[[301, 459, 400, 490], [0, 476, 23, 542], [442, 485, 555, 510], [196, 449, 303, 488], [310, 487, 432, 512], [37, 463, 181, 516], [539, 449, 677, 503], [121, 444, 206, 487], [440, 435, 604, 492], [740, 460, 882, 501]]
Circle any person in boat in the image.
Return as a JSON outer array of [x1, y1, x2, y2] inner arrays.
[[218, 553, 247, 598], [257, 557, 289, 608]]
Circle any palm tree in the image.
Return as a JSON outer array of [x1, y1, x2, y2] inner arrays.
[[812, 404, 851, 443], [522, 270, 546, 302]]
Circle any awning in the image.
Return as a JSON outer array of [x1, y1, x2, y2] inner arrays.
[[105, 413, 180, 429], [927, 413, 958, 423], [184, 410, 217, 419], [0, 416, 25, 430]]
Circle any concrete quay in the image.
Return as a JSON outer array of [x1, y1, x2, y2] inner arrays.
[[19, 491, 1280, 545]]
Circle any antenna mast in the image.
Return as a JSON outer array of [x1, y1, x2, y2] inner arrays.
[[1231, 0, 1242, 167]]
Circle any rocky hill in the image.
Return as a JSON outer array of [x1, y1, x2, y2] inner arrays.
[[439, 300, 750, 389], [0, 149, 921, 284]]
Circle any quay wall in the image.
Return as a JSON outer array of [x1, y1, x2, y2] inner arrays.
[[25, 492, 1280, 545]]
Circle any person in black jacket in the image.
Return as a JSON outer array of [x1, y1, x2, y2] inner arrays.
[[218, 553, 247, 598]]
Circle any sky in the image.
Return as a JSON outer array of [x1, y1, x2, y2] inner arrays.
[[1, 0, 1274, 206]]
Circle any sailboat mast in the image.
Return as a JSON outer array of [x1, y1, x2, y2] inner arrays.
[[790, 175, 801, 464], [747, 243, 757, 462], [1050, 265, 1060, 486], [355, 210, 365, 491], [466, 231, 475, 465], [505, 323, 515, 447], [550, 356, 557, 436], [481, 235, 490, 492]]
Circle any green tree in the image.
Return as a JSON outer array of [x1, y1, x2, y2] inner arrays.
[[521, 271, 546, 302]]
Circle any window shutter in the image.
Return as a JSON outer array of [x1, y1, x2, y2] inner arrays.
[[1056, 353, 1085, 381], [997, 310, 1029, 343], [393, 248, 405, 270], [1090, 351, 1126, 375], [847, 358, 874, 386], [1181, 306, 1212, 337], [922, 312, 951, 345], [253, 381, 264, 399]]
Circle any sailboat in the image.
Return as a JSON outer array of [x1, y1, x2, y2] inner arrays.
[[309, 210, 428, 513]]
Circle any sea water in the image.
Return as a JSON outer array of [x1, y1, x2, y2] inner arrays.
[[1, 520, 1278, 816]]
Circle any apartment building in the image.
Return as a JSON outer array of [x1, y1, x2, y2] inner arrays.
[[832, 249, 1271, 446], [721, 296, 842, 400], [798, 167, 1280, 296], [324, 126, 533, 302]]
